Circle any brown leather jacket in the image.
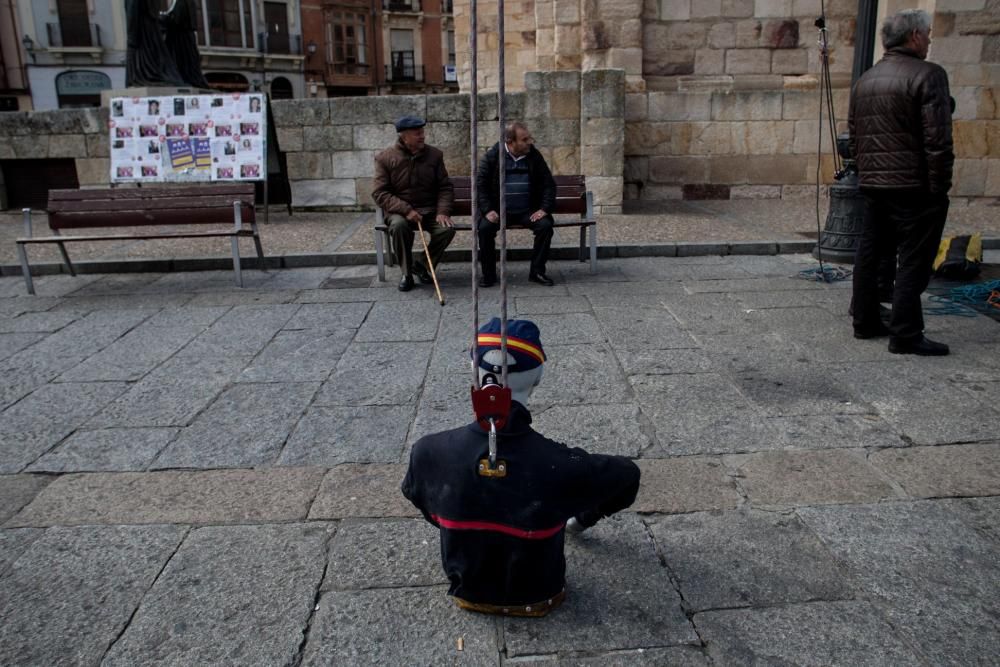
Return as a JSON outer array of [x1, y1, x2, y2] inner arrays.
[[848, 47, 954, 194], [372, 140, 454, 216]]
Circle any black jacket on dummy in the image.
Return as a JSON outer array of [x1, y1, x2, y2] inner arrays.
[[475, 143, 557, 220], [401, 402, 640, 610]]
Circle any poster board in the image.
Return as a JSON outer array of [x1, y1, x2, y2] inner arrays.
[[108, 93, 267, 184]]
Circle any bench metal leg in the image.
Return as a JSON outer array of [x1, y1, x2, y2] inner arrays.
[[231, 236, 244, 287], [375, 228, 386, 282], [55, 241, 76, 276], [16, 242, 35, 296], [589, 225, 597, 273], [579, 226, 587, 262], [251, 221, 266, 271]]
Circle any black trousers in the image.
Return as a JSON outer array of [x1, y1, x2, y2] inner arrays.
[[852, 190, 948, 342], [478, 211, 554, 280]]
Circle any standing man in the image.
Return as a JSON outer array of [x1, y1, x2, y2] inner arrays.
[[850, 9, 954, 355], [373, 116, 456, 292], [402, 318, 641, 616], [476, 122, 557, 287]]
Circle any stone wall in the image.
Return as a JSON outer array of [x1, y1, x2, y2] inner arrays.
[[0, 70, 626, 213]]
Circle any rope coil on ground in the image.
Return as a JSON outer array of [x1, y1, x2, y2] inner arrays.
[[926, 279, 1000, 317]]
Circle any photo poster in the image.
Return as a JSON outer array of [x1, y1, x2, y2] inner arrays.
[[109, 93, 267, 183]]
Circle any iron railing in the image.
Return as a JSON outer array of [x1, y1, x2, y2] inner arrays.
[[383, 0, 421, 11], [386, 63, 424, 82]]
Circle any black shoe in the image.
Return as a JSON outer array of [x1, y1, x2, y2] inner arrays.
[[528, 272, 554, 286], [888, 336, 949, 356], [414, 264, 434, 285], [398, 275, 414, 292], [479, 276, 496, 288], [854, 323, 891, 340]]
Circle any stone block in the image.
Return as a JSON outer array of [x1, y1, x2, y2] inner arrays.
[[643, 47, 696, 76], [271, 98, 330, 126], [725, 48, 772, 74], [332, 150, 375, 179], [555, 24, 581, 56], [730, 184, 780, 198], [648, 91, 713, 121], [931, 35, 984, 64], [275, 127, 303, 152], [695, 48, 726, 74], [12, 135, 49, 159], [286, 152, 333, 180], [791, 119, 821, 154], [554, 0, 580, 24], [952, 158, 988, 196], [85, 133, 108, 157], [624, 155, 649, 182], [549, 145, 581, 173], [426, 93, 469, 120], [987, 121, 1000, 156], [32, 109, 85, 134], [953, 120, 989, 158], [625, 93, 648, 121], [660, 0, 691, 20], [755, 0, 792, 17], [792, 0, 822, 13], [75, 158, 110, 186], [9, 468, 326, 527], [330, 95, 425, 125], [691, 0, 722, 17], [290, 179, 357, 206], [640, 183, 685, 199], [353, 124, 398, 150], [870, 444, 1000, 499], [666, 22, 709, 49], [722, 0, 754, 16], [582, 69, 626, 118], [772, 48, 808, 74], [987, 159, 1000, 196], [608, 47, 644, 75], [683, 183, 730, 199], [586, 175, 624, 205], [747, 154, 809, 183], [582, 144, 625, 176], [709, 154, 749, 182], [551, 90, 582, 118], [356, 176, 375, 204], [649, 155, 710, 182], [745, 120, 795, 154], [709, 23, 736, 49], [625, 121, 676, 155], [79, 107, 107, 134], [302, 125, 353, 151], [584, 117, 625, 144], [735, 19, 765, 47], [764, 19, 799, 48], [713, 90, 783, 120]]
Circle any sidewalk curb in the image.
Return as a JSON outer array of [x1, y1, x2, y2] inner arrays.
[[2, 238, 997, 277]]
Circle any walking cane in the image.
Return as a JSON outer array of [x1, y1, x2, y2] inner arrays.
[[415, 217, 446, 306]]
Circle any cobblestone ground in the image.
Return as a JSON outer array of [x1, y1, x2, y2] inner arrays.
[[0, 255, 998, 665]]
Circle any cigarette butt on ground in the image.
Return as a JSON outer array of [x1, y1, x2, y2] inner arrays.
[[456, 637, 464, 651]]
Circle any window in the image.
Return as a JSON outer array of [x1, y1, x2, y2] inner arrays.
[[55, 0, 92, 47], [389, 29, 415, 80], [199, 0, 255, 48], [446, 30, 455, 67], [327, 11, 369, 76], [55, 70, 111, 108]]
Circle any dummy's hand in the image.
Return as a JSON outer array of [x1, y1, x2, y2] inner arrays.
[[406, 209, 422, 224], [529, 209, 547, 223], [436, 214, 454, 228], [486, 211, 499, 223]]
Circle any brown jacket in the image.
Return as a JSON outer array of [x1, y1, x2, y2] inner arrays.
[[848, 47, 954, 194], [372, 140, 454, 216]]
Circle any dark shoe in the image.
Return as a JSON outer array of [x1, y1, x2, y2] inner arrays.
[[888, 336, 949, 356], [528, 272, 555, 286], [414, 264, 434, 285], [854, 323, 891, 340], [479, 275, 496, 288], [398, 275, 414, 292]]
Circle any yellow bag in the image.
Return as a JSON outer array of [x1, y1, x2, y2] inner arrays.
[[933, 233, 982, 280]]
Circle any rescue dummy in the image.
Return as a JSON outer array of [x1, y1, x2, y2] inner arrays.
[[401, 318, 641, 617]]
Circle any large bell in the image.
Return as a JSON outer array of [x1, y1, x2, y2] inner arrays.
[[813, 133, 866, 265]]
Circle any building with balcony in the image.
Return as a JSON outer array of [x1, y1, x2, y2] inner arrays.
[[0, 0, 31, 110], [13, 0, 309, 110], [301, 0, 456, 97]]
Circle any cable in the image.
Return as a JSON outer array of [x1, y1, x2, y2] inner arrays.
[[926, 279, 1000, 317]]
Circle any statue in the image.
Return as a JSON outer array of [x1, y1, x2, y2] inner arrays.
[[125, 0, 208, 89]]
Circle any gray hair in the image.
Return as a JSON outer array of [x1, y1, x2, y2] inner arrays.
[[505, 121, 528, 143], [881, 9, 931, 49]]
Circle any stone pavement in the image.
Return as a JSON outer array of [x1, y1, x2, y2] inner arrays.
[[0, 254, 998, 665]]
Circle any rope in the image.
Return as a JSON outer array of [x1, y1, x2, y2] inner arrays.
[[926, 279, 1000, 317], [797, 265, 852, 283], [470, 0, 480, 389]]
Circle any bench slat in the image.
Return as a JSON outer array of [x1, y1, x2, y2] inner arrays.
[[50, 197, 255, 213], [48, 185, 254, 202], [49, 207, 252, 230], [18, 229, 256, 243]]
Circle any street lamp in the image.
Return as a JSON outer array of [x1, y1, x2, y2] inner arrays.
[[306, 40, 317, 58], [22, 34, 35, 62]]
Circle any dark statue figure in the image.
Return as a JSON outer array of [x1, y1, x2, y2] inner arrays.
[[125, 0, 207, 89]]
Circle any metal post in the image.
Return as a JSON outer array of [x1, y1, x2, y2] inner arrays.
[[497, 0, 507, 389], [852, 0, 881, 85], [470, 0, 480, 390]]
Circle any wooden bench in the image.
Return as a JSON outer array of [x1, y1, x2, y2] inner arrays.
[[373, 174, 596, 282], [15, 184, 264, 295]]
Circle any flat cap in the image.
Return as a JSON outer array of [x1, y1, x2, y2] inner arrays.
[[394, 115, 426, 132]]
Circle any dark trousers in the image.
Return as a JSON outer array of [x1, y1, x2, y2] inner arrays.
[[387, 213, 456, 278], [852, 190, 948, 342], [478, 211, 554, 280]]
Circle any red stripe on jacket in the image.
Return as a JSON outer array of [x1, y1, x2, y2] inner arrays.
[[431, 514, 565, 540]]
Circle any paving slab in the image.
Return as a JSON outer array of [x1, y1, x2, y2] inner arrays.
[[524, 313, 606, 345], [633, 458, 741, 514], [0, 473, 52, 523], [0, 381, 129, 473], [0, 310, 79, 333], [869, 442, 1000, 499], [877, 407, 1000, 445], [0, 332, 44, 361], [279, 405, 413, 466], [614, 348, 714, 376], [683, 277, 826, 294], [323, 518, 445, 590], [354, 300, 442, 342], [592, 306, 697, 352], [729, 363, 870, 417], [766, 413, 907, 450], [182, 288, 302, 306], [237, 328, 355, 382], [695, 600, 922, 666], [648, 509, 854, 612], [504, 514, 697, 656], [308, 463, 418, 519], [798, 500, 1000, 666], [283, 301, 372, 330], [57, 323, 203, 382], [26, 427, 178, 473], [0, 527, 43, 577], [727, 449, 898, 507], [176, 303, 299, 357], [531, 344, 632, 405], [152, 382, 320, 469], [697, 331, 809, 374], [301, 586, 500, 666], [514, 295, 592, 315], [143, 304, 231, 327], [0, 524, 186, 666], [532, 404, 650, 457], [504, 646, 710, 666], [315, 341, 433, 406], [8, 468, 325, 527], [147, 270, 277, 292], [265, 266, 337, 290], [52, 291, 195, 313], [103, 523, 331, 667], [953, 496, 1000, 545]]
